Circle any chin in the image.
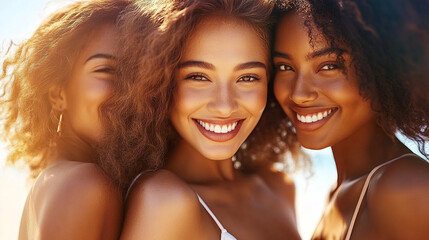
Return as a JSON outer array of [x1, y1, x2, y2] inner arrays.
[[298, 137, 329, 150], [203, 152, 235, 161], [198, 146, 238, 161]]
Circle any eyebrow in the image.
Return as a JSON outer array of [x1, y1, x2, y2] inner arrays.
[[178, 60, 266, 71], [273, 47, 343, 61], [273, 51, 291, 60], [306, 47, 342, 60], [178, 61, 215, 70], [85, 53, 116, 63], [234, 61, 267, 71]]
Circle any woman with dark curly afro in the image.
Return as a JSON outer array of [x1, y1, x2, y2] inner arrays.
[[0, 0, 129, 239], [272, 0, 429, 239]]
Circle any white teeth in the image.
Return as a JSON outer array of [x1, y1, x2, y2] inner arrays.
[[296, 109, 334, 124], [214, 125, 221, 133], [311, 115, 318, 122], [197, 120, 239, 134]]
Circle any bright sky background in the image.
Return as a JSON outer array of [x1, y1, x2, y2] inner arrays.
[[0, 1, 426, 240], [0, 1, 82, 239]]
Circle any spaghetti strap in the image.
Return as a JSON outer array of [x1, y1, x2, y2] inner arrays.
[[197, 194, 237, 240], [345, 153, 417, 240], [125, 169, 155, 200]]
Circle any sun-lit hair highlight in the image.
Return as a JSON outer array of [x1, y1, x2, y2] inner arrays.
[[0, 0, 130, 178]]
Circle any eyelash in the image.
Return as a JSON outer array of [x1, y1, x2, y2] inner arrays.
[[237, 74, 260, 82], [185, 73, 209, 81], [319, 63, 339, 71], [94, 67, 115, 73], [276, 63, 342, 72]]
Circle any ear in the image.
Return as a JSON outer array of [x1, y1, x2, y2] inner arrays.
[[49, 85, 67, 111]]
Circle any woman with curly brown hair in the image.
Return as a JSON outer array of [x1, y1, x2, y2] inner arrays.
[[272, 0, 429, 239], [0, 0, 129, 239], [101, 0, 304, 239]]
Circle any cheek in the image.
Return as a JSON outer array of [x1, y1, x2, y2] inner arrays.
[[79, 80, 110, 118], [273, 77, 290, 107], [241, 86, 267, 116], [66, 78, 111, 142], [170, 86, 205, 134], [172, 86, 207, 118]]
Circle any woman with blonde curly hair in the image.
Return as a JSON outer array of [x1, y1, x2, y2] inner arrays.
[[0, 0, 129, 239], [99, 0, 305, 239]]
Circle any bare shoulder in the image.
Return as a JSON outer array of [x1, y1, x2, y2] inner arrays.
[[367, 154, 429, 239], [121, 169, 204, 240], [27, 161, 122, 240], [125, 169, 199, 209]]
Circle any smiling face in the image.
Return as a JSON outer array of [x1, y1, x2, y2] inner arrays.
[[273, 13, 375, 149], [170, 16, 268, 160], [63, 23, 117, 144]]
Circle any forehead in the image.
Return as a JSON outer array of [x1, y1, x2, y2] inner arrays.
[[78, 23, 117, 61], [182, 15, 267, 60], [275, 12, 328, 50]]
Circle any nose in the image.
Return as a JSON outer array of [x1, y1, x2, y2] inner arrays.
[[289, 72, 318, 104], [207, 82, 238, 117]]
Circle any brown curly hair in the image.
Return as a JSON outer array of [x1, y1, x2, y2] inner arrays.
[[99, 0, 307, 192], [0, 0, 130, 178], [273, 0, 429, 158]]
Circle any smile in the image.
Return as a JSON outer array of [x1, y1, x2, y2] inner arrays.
[[193, 118, 244, 142], [196, 119, 239, 133], [296, 109, 334, 123]]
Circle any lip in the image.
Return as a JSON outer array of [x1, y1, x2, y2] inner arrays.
[[290, 106, 338, 131], [193, 118, 244, 142]]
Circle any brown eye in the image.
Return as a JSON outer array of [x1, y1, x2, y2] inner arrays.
[[320, 64, 338, 71], [238, 75, 259, 82], [277, 64, 293, 72], [185, 74, 209, 81]]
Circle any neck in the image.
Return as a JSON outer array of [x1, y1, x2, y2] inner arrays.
[[165, 139, 236, 184], [331, 121, 410, 185], [56, 128, 98, 164]]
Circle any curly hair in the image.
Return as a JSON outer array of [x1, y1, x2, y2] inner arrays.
[[0, 0, 130, 178], [273, 0, 429, 158], [99, 0, 307, 191]]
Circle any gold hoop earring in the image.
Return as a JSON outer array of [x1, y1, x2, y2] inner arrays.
[[57, 113, 63, 136]]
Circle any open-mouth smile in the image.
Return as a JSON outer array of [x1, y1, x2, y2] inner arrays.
[[193, 118, 244, 142], [296, 109, 334, 123], [292, 107, 338, 131]]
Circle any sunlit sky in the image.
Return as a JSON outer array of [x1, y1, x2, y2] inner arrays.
[[0, 1, 82, 239], [0, 1, 426, 240]]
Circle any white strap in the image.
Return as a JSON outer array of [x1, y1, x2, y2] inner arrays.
[[197, 194, 237, 240], [345, 153, 417, 240], [125, 170, 154, 200], [197, 194, 226, 231]]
